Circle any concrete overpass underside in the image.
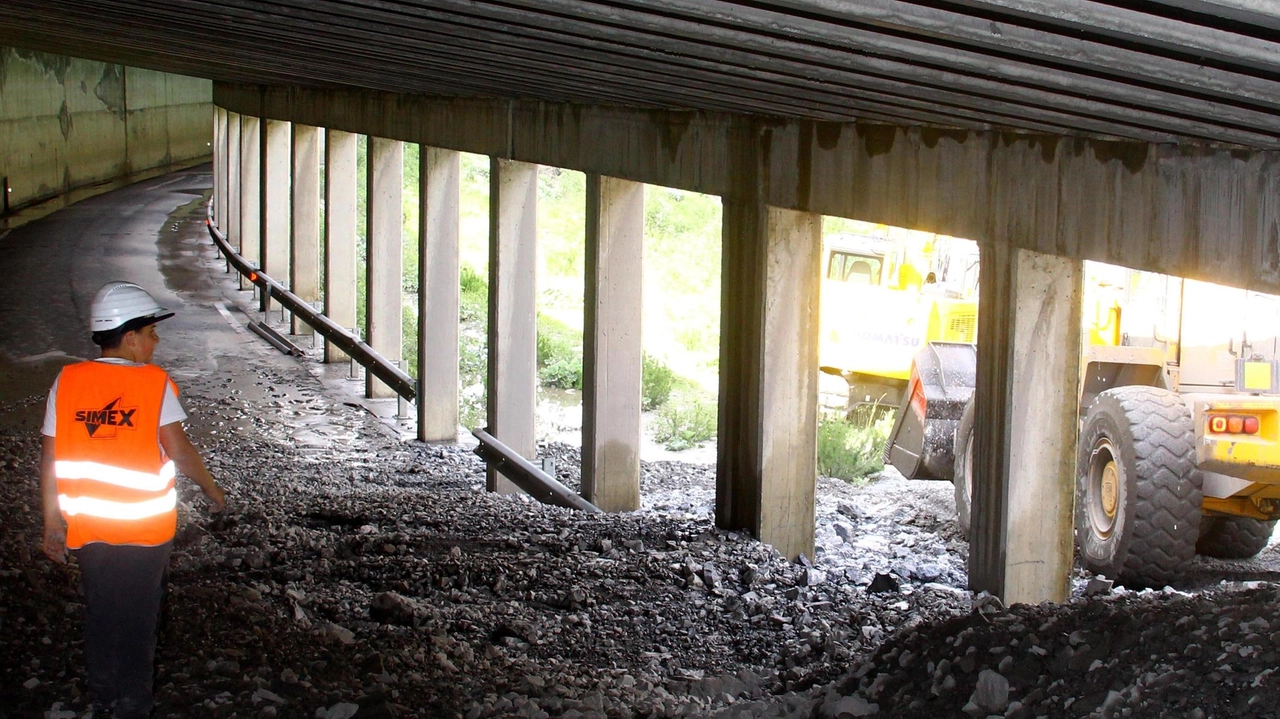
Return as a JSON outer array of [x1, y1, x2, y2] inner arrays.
[[4, 0, 1280, 603]]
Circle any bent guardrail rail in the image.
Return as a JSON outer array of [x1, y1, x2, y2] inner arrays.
[[204, 204, 416, 401], [207, 203, 600, 513], [471, 428, 601, 513]]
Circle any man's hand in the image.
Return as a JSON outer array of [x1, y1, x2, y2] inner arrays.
[[204, 483, 227, 513], [42, 523, 68, 564]]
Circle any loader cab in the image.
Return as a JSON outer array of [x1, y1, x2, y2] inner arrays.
[[824, 234, 892, 286]]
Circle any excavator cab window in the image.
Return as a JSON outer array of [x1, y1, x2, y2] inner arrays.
[[828, 251, 882, 285]]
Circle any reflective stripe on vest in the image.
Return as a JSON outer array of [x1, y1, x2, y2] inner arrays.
[[58, 488, 178, 520], [53, 361, 179, 548], [54, 459, 176, 492]]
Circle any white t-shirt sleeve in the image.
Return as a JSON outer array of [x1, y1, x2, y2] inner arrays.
[[159, 383, 188, 427], [41, 377, 59, 437], [41, 375, 187, 435]]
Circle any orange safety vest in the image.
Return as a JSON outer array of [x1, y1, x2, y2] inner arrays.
[[53, 361, 179, 549]]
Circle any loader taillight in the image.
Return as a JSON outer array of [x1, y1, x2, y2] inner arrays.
[[1208, 414, 1260, 435]]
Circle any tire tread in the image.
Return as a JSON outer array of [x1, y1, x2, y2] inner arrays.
[[1078, 386, 1201, 586]]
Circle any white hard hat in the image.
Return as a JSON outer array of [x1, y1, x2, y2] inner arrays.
[[89, 281, 174, 332]]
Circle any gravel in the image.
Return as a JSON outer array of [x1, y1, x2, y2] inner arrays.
[[4, 332, 1280, 718]]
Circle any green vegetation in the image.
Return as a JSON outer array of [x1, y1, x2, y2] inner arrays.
[[458, 265, 489, 430], [651, 390, 718, 451], [357, 149, 726, 443], [816, 406, 896, 482], [537, 314, 583, 390], [641, 353, 677, 411]]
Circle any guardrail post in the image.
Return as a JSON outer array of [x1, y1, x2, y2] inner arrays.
[[396, 360, 412, 420], [311, 302, 323, 349], [249, 261, 260, 304], [349, 328, 361, 380]]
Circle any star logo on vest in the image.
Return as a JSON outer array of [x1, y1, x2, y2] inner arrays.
[[74, 397, 139, 438]]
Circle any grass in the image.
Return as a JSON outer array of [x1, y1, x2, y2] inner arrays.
[[817, 405, 896, 482], [537, 314, 584, 390], [651, 389, 717, 451], [458, 265, 489, 430]]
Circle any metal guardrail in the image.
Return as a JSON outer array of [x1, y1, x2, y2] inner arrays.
[[204, 204, 416, 401], [207, 203, 600, 513], [471, 428, 601, 513]]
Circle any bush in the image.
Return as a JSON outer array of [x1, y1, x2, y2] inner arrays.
[[816, 407, 895, 482], [642, 353, 677, 410], [459, 265, 488, 322], [652, 391, 717, 451], [458, 266, 488, 428], [537, 314, 583, 390]]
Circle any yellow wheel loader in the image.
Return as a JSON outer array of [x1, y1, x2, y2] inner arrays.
[[818, 230, 979, 414], [886, 264, 1280, 587]]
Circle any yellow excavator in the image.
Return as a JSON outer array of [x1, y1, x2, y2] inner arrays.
[[886, 262, 1280, 586], [818, 229, 980, 414]]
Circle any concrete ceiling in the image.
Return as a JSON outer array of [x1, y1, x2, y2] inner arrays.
[[3, 0, 1280, 148]]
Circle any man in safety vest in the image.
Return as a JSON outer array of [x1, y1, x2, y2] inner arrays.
[[39, 281, 227, 719]]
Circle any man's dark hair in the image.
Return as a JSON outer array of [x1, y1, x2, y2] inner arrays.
[[90, 316, 161, 349]]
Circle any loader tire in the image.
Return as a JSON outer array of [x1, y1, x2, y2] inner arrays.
[[1196, 517, 1277, 559], [952, 399, 975, 541], [1076, 386, 1201, 587]]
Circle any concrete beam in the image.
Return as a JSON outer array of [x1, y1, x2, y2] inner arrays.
[[238, 114, 261, 291], [365, 136, 404, 399], [226, 113, 241, 248], [417, 147, 462, 442], [261, 118, 292, 311], [581, 175, 644, 512], [968, 244, 1082, 604], [324, 130, 359, 364], [220, 85, 1280, 295], [291, 124, 321, 335], [487, 158, 539, 495]]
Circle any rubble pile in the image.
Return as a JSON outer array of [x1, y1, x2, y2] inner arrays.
[[1, 359, 1279, 719]]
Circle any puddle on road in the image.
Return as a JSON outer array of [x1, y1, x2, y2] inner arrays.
[[0, 352, 85, 434], [157, 194, 220, 295], [175, 358, 371, 455]]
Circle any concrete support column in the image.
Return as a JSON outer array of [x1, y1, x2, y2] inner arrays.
[[291, 124, 321, 335], [417, 147, 461, 442], [581, 175, 644, 512], [716, 137, 822, 561], [214, 107, 227, 230], [261, 119, 292, 311], [227, 113, 241, 248], [487, 158, 539, 494], [365, 137, 404, 399], [238, 115, 262, 291], [969, 243, 1082, 604], [324, 130, 359, 364]]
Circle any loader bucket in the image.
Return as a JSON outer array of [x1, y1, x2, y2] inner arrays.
[[885, 342, 977, 480]]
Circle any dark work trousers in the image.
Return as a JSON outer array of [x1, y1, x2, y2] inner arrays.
[[74, 541, 172, 719]]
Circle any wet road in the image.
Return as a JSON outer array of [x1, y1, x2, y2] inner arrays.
[[0, 165, 385, 449]]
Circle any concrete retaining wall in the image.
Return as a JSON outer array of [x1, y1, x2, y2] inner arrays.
[[0, 48, 212, 211]]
